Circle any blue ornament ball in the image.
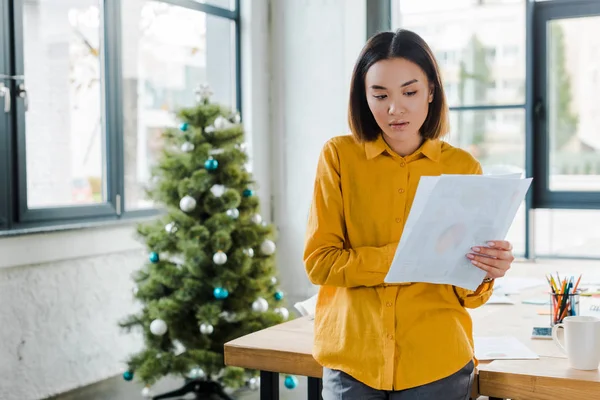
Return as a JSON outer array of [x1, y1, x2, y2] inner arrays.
[[214, 287, 229, 300], [242, 189, 254, 197], [149, 252, 159, 263], [123, 370, 134, 381], [284, 375, 298, 389], [179, 122, 189, 131], [205, 158, 219, 171], [274, 291, 284, 301]]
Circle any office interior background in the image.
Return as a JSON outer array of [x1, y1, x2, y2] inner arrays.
[[0, 0, 599, 398]]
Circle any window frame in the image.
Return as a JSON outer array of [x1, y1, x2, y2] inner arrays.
[[0, 0, 241, 233], [532, 0, 600, 210]]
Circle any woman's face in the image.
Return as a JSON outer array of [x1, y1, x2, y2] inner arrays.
[[365, 57, 433, 144]]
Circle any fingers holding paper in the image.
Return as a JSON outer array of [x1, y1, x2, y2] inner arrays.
[[466, 240, 514, 280]]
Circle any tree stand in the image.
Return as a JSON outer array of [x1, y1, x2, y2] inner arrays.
[[152, 379, 235, 400]]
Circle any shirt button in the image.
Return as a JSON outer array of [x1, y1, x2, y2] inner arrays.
[[398, 188, 405, 194], [395, 218, 401, 223], [387, 334, 394, 340], [386, 302, 392, 307], [399, 161, 406, 167]]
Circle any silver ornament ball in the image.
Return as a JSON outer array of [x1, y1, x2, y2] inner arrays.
[[141, 387, 152, 398], [243, 248, 254, 258], [251, 214, 262, 224], [213, 250, 227, 265], [199, 323, 214, 335], [150, 319, 168, 336], [260, 239, 276, 255], [179, 195, 197, 212], [226, 208, 240, 219], [165, 222, 178, 234], [275, 307, 290, 320], [248, 376, 260, 390], [252, 297, 269, 313], [181, 142, 195, 152], [188, 367, 206, 379]]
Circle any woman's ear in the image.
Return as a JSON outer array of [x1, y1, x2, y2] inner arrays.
[[429, 84, 435, 103]]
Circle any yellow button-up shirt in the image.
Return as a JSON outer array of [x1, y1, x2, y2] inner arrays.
[[303, 134, 494, 391]]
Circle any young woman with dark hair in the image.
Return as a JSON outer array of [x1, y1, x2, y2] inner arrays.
[[303, 29, 515, 400]]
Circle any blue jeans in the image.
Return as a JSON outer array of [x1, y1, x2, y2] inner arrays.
[[322, 360, 475, 400]]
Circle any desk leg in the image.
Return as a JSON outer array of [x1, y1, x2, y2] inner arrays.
[[307, 377, 322, 400], [260, 371, 279, 400]]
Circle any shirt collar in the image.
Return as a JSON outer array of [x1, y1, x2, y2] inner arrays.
[[364, 134, 441, 162]]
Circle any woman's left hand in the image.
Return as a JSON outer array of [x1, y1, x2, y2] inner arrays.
[[466, 240, 514, 280]]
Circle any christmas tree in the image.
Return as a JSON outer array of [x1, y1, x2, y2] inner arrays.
[[119, 84, 291, 399]]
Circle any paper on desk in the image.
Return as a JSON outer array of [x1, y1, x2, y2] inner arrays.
[[493, 277, 547, 295], [294, 294, 317, 320], [384, 174, 532, 291], [474, 336, 539, 360], [485, 294, 515, 305]]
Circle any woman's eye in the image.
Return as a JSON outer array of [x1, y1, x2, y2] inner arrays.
[[373, 95, 387, 100], [405, 91, 417, 97]]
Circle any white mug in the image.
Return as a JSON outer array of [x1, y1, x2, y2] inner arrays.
[[552, 315, 600, 370]]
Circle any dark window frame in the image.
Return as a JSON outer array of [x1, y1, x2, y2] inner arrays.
[[0, 0, 241, 234]]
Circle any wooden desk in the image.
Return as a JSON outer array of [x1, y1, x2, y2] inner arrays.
[[224, 259, 600, 399]]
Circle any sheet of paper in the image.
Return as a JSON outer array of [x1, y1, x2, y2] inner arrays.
[[474, 336, 539, 360], [486, 294, 515, 305], [493, 277, 547, 295], [384, 174, 532, 291]]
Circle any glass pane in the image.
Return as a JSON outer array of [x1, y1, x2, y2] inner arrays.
[[535, 209, 600, 257], [448, 109, 526, 255], [23, 1, 105, 208], [393, 0, 525, 107], [122, 1, 237, 210], [547, 17, 600, 191], [194, 0, 236, 11]]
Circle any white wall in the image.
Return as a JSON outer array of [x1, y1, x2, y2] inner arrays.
[[0, 1, 368, 398], [267, 0, 367, 301], [0, 225, 145, 400]]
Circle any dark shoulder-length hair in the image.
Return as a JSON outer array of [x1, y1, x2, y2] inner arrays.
[[348, 29, 449, 143]]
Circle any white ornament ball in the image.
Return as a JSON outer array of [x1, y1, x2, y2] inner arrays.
[[181, 142, 195, 152], [179, 195, 197, 212], [165, 222, 178, 234], [199, 323, 214, 335], [226, 208, 239, 219], [188, 367, 205, 379], [275, 307, 290, 320], [214, 116, 228, 130], [271, 276, 277, 285], [251, 214, 262, 224], [252, 297, 269, 313], [213, 250, 227, 265], [210, 184, 226, 197], [243, 248, 254, 258], [220, 311, 236, 322], [260, 239, 276, 255], [150, 319, 168, 336], [248, 376, 260, 390], [141, 387, 152, 398]]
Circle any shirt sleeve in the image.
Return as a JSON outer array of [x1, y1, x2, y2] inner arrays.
[[453, 280, 495, 308], [303, 140, 397, 288], [453, 159, 495, 308]]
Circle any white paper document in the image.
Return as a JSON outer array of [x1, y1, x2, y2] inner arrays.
[[384, 174, 532, 291], [474, 336, 539, 360]]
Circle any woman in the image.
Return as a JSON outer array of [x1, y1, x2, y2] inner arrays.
[[303, 29, 515, 400]]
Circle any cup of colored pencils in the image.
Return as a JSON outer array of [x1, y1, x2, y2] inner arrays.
[[547, 273, 582, 326]]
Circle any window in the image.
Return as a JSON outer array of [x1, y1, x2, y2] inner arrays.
[[393, 0, 527, 256], [0, 0, 240, 232]]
